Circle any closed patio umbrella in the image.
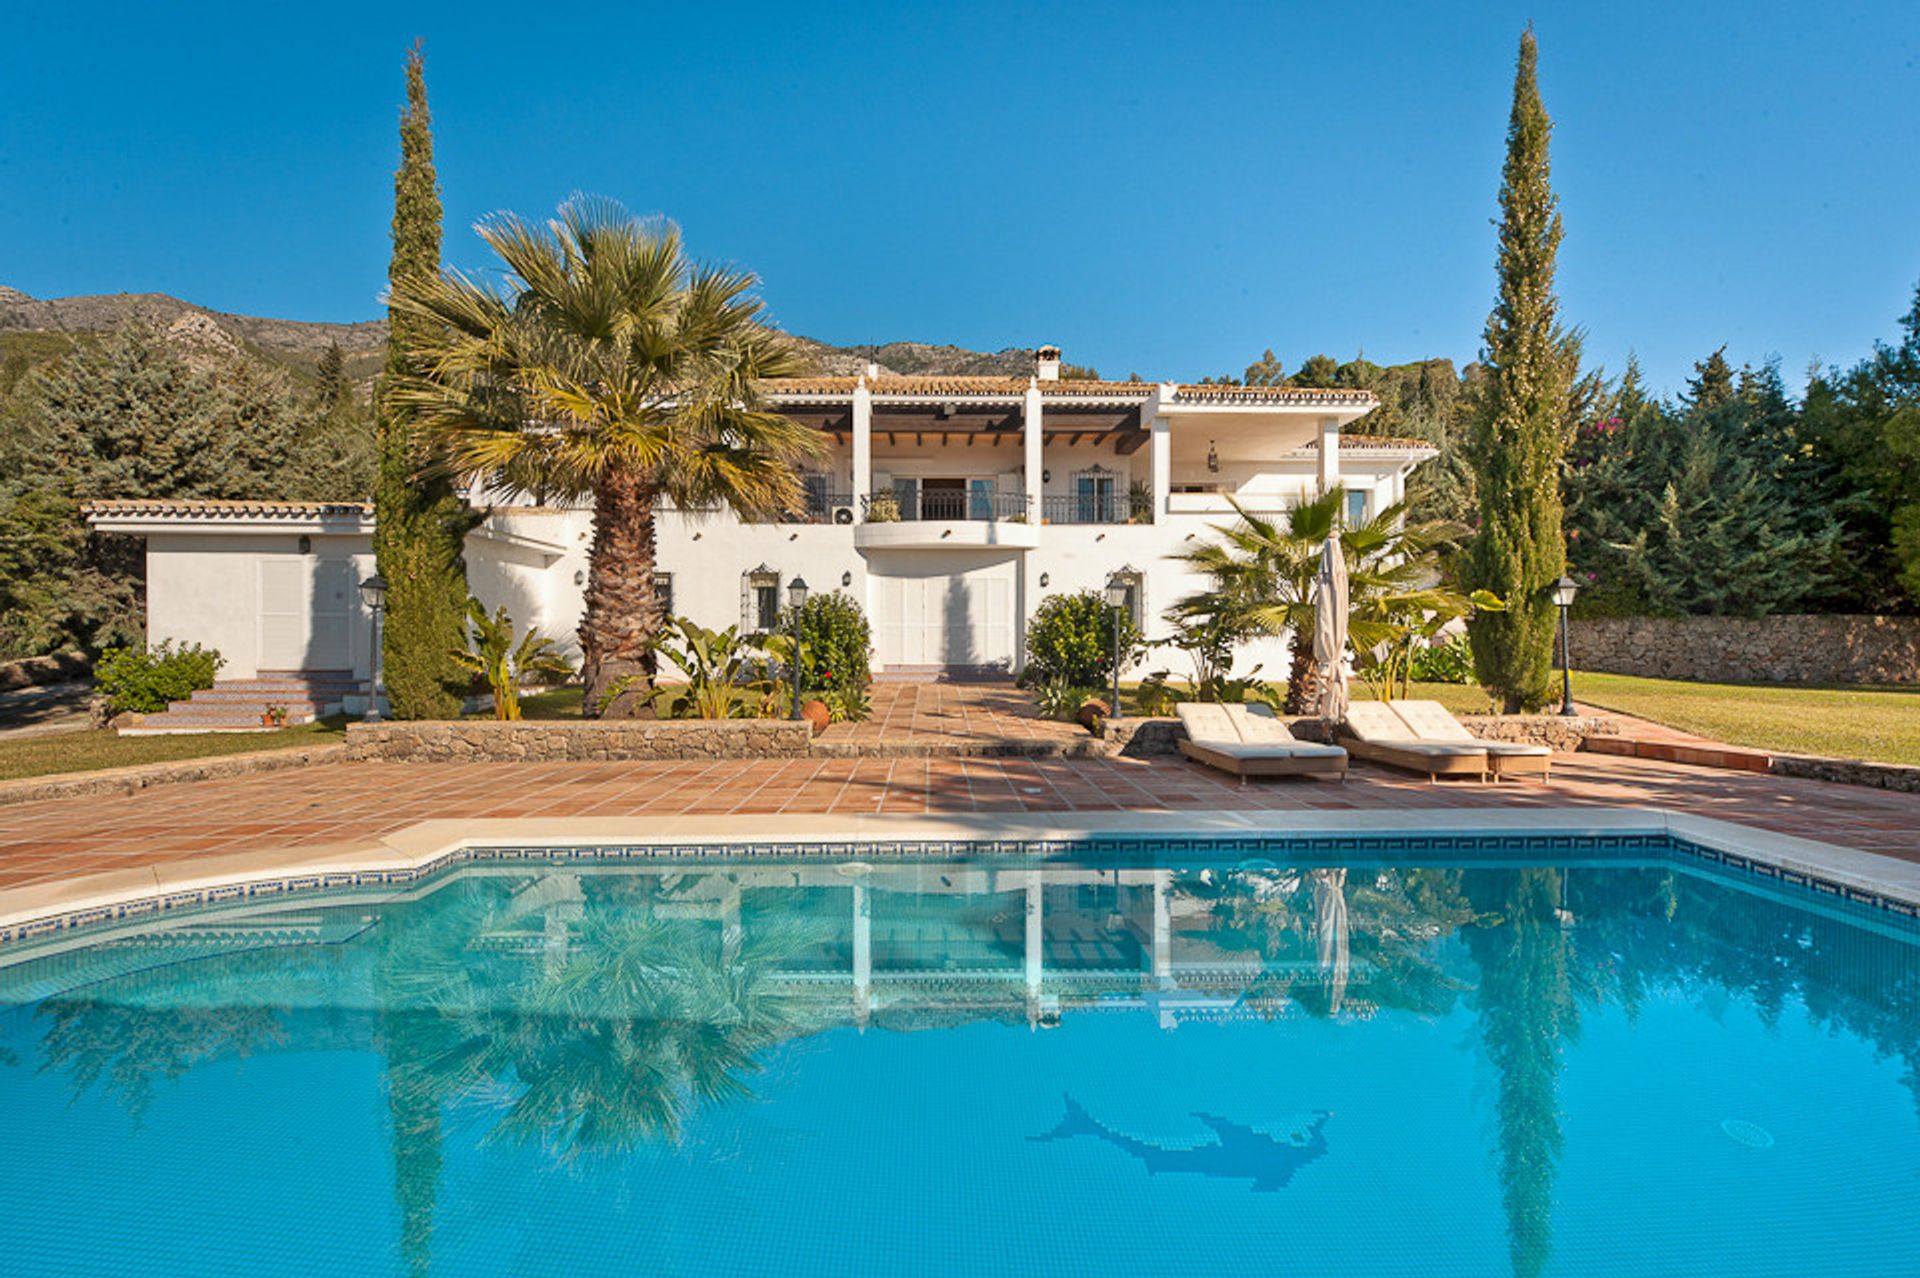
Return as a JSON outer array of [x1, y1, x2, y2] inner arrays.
[[1311, 867, 1350, 1014], [1312, 529, 1349, 725]]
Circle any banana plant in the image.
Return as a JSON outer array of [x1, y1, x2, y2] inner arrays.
[[450, 597, 574, 720], [601, 617, 768, 719]]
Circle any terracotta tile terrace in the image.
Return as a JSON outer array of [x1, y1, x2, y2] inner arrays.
[[0, 749, 1914, 895]]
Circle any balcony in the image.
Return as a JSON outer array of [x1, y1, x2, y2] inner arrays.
[[1038, 492, 1154, 525], [854, 490, 1039, 550]]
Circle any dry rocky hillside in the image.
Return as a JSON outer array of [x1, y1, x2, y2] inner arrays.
[[0, 286, 1041, 380]]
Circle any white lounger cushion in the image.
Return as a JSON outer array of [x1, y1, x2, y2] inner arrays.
[[1391, 700, 1552, 757], [1228, 705, 1348, 757], [1341, 701, 1488, 758], [1176, 702, 1347, 761]]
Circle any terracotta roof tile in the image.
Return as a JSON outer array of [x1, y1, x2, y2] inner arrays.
[[1172, 384, 1378, 406], [765, 375, 1149, 398], [83, 499, 373, 519]]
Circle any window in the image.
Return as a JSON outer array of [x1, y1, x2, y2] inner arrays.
[[1345, 489, 1370, 528], [745, 568, 780, 633], [891, 476, 919, 520], [801, 472, 830, 520], [1075, 468, 1117, 523], [653, 572, 673, 619]]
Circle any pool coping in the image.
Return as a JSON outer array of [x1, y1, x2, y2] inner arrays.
[[4, 805, 1918, 949]]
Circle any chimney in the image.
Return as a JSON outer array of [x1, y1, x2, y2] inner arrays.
[[864, 360, 880, 379], [1034, 344, 1062, 381]]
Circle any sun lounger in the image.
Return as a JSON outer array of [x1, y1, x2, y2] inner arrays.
[[1175, 702, 1348, 783], [1389, 700, 1553, 780], [1339, 701, 1490, 781]]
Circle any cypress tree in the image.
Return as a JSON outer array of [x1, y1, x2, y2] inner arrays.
[[1466, 28, 1570, 711], [374, 43, 468, 718]]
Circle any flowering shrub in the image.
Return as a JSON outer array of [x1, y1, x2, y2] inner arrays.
[[786, 591, 872, 693]]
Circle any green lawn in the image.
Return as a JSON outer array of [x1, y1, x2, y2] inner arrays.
[[0, 717, 348, 783], [1562, 671, 1920, 766]]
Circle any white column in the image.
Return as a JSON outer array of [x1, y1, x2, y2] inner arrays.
[[852, 881, 871, 1030], [1152, 870, 1172, 988], [852, 379, 873, 522], [1316, 414, 1341, 497], [1149, 416, 1171, 522], [1024, 876, 1044, 996], [1023, 380, 1044, 521]]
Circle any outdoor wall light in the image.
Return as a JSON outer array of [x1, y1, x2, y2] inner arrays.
[[1039, 573, 1050, 588], [841, 571, 853, 587], [1042, 469, 1051, 483], [1206, 441, 1219, 473], [574, 569, 585, 586], [297, 535, 312, 555]]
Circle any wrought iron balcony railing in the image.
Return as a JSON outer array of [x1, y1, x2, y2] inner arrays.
[[860, 490, 1032, 523]]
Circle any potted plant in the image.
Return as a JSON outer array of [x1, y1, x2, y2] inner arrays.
[[263, 703, 290, 727], [867, 493, 901, 522]]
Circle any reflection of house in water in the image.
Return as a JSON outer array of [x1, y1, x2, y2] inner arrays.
[[0, 862, 1362, 1031]]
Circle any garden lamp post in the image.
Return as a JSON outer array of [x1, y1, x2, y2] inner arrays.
[[1104, 572, 1129, 722], [357, 572, 388, 723], [1551, 574, 1579, 717], [787, 576, 809, 719]]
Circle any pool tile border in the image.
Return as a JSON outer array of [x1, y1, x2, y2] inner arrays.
[[5, 808, 1918, 948]]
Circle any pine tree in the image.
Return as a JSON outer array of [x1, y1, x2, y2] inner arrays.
[[316, 340, 349, 413], [1465, 28, 1571, 711], [374, 43, 469, 718], [1243, 349, 1285, 387]]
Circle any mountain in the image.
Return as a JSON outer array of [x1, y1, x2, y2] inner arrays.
[[0, 287, 1038, 382]]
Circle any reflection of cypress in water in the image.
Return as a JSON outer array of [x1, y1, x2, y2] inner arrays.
[[1466, 868, 1576, 1278], [381, 1010, 447, 1278]]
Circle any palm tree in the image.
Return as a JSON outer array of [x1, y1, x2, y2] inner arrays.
[[1169, 488, 1476, 711], [387, 196, 825, 715]]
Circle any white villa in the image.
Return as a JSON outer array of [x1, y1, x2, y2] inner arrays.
[[85, 348, 1432, 712]]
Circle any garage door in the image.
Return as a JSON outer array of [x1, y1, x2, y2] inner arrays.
[[873, 563, 1015, 670]]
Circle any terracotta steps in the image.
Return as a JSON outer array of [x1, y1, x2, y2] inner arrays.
[[122, 670, 366, 735]]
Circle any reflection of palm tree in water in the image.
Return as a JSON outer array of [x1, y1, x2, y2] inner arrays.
[[1465, 867, 1576, 1278]]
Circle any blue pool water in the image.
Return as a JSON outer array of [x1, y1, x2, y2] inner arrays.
[[2, 839, 1918, 1276]]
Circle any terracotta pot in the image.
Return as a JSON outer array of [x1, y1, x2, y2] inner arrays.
[[801, 699, 832, 736], [1076, 698, 1111, 734]]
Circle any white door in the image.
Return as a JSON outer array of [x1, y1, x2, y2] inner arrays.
[[258, 557, 354, 672], [873, 560, 1015, 669]]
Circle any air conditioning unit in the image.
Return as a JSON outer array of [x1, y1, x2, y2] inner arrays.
[[832, 506, 855, 525]]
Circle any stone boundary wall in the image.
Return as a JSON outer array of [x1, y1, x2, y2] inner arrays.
[[345, 719, 813, 762], [0, 650, 89, 692], [1575, 615, 1920, 685]]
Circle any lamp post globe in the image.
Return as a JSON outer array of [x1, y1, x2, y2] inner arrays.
[[1552, 574, 1579, 717], [787, 577, 809, 720]]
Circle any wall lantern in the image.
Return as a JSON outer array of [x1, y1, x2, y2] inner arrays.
[[1206, 440, 1219, 473], [841, 571, 853, 588], [297, 535, 312, 555], [1038, 573, 1050, 589]]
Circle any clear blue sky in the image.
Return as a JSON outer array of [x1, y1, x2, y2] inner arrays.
[[3, 1, 1916, 396]]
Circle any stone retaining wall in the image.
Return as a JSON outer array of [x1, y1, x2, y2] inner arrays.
[[0, 650, 88, 692], [345, 719, 813, 762], [1770, 753, 1920, 795], [0, 742, 344, 808], [1575, 615, 1920, 685], [1105, 713, 1614, 756]]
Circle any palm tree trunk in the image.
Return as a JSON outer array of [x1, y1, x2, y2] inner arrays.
[[580, 467, 660, 718], [1286, 632, 1316, 715]]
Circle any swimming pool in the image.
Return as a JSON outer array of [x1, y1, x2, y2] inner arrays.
[[3, 834, 1917, 1276]]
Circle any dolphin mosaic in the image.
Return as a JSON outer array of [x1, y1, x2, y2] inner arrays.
[[1031, 1094, 1332, 1192]]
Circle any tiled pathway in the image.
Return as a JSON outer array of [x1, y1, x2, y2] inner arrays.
[[0, 750, 1914, 893], [815, 681, 1088, 749]]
